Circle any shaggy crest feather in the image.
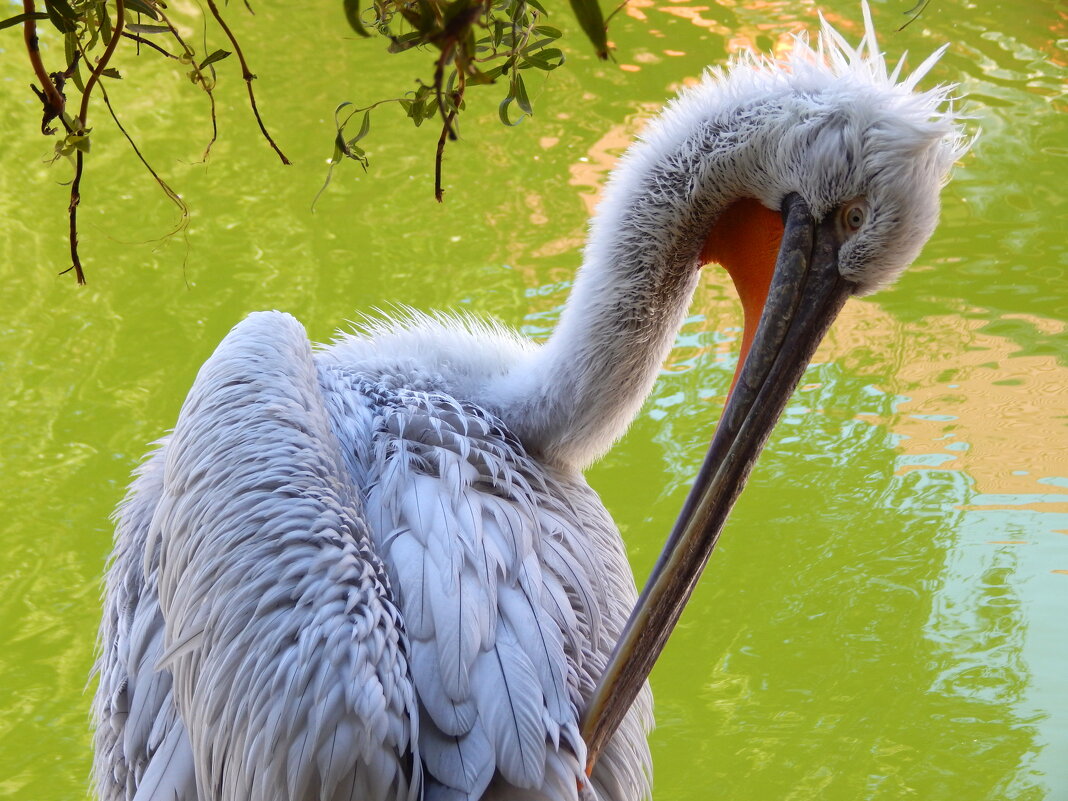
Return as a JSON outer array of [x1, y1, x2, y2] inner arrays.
[[621, 1, 968, 290]]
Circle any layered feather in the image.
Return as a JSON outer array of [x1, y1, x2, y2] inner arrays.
[[95, 313, 422, 801], [317, 359, 653, 801]]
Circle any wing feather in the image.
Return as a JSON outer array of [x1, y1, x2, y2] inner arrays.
[[328, 381, 614, 800], [497, 578, 569, 724], [95, 311, 423, 801], [410, 638, 478, 736], [130, 715, 196, 801], [470, 619, 547, 788], [419, 716, 495, 800]]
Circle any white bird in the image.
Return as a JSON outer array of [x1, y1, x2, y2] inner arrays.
[[92, 8, 966, 801]]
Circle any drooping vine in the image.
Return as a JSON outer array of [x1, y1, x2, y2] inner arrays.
[[4, 0, 288, 283]]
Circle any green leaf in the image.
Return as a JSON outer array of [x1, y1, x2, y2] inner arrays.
[[124, 0, 162, 20], [524, 47, 564, 71], [65, 133, 91, 154], [474, 64, 504, 83], [330, 135, 345, 165], [526, 0, 548, 14], [84, 14, 101, 52], [413, 103, 429, 127], [402, 97, 427, 127], [499, 92, 530, 127], [199, 49, 232, 69], [0, 11, 48, 31], [126, 23, 171, 34], [101, 67, 122, 79], [348, 110, 371, 145], [499, 95, 519, 126], [388, 30, 424, 53], [64, 31, 84, 91], [45, 0, 77, 33], [522, 36, 559, 54], [100, 2, 113, 43], [532, 25, 562, 38], [514, 73, 532, 115], [567, 0, 609, 59], [343, 0, 371, 37], [333, 101, 359, 135], [314, 115, 368, 212]]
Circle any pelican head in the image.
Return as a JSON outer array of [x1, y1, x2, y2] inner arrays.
[[579, 4, 968, 767]]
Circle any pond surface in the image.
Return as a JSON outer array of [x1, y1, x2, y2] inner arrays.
[[0, 0, 1065, 799]]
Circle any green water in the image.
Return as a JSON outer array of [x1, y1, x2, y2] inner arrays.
[[0, 1, 1065, 799]]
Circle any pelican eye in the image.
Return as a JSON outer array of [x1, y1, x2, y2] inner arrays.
[[838, 200, 868, 237]]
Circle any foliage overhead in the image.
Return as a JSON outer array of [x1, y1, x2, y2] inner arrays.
[[3, 0, 610, 283], [4, 0, 930, 283], [322, 0, 604, 205]]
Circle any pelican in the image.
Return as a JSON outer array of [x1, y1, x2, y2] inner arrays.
[[93, 7, 966, 801]]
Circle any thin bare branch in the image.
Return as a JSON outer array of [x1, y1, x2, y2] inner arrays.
[[204, 0, 291, 164], [433, 44, 457, 142], [435, 71, 465, 202], [59, 0, 127, 283], [897, 0, 932, 31], [194, 3, 221, 160], [76, 0, 125, 130], [59, 148, 85, 283], [153, 5, 220, 160], [120, 31, 178, 58], [603, 0, 630, 28], [97, 75, 189, 232]]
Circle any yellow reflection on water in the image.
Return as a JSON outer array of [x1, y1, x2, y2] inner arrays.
[[881, 314, 1068, 499]]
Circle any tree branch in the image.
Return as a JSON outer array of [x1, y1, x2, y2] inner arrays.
[[120, 31, 178, 59], [435, 70, 465, 202], [153, 6, 220, 161], [59, 0, 126, 284], [22, 1, 66, 133], [204, 0, 291, 165], [76, 0, 125, 131], [97, 76, 189, 232]]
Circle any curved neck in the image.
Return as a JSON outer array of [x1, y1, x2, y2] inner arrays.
[[491, 135, 746, 470]]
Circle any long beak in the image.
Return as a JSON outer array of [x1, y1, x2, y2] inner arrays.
[[580, 193, 855, 770]]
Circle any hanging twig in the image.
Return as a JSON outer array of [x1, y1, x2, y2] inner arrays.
[[897, 0, 932, 31], [58, 0, 125, 284], [432, 44, 457, 142], [153, 5, 221, 161], [203, 0, 291, 164], [119, 31, 178, 59], [96, 66, 189, 233], [603, 0, 631, 28], [75, 0, 124, 131], [434, 70, 466, 202]]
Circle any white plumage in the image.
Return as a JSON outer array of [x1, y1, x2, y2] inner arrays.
[[93, 7, 965, 801]]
